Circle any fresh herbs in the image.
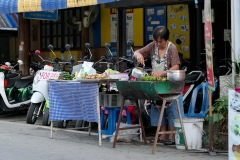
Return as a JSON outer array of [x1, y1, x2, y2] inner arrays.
[[141, 75, 167, 81]]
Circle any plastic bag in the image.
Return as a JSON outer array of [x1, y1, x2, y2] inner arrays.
[[110, 123, 139, 143]]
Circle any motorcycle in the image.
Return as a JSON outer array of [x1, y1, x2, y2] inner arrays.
[[41, 44, 74, 127], [93, 43, 119, 73], [78, 43, 93, 64], [26, 46, 60, 124], [0, 60, 33, 111]]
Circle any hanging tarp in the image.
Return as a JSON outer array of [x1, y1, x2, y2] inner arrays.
[[0, 0, 116, 14], [0, 13, 18, 30]]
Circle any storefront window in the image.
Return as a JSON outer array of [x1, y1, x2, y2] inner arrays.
[[40, 8, 81, 50]]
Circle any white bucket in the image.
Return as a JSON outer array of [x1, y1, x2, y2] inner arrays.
[[174, 118, 204, 150]]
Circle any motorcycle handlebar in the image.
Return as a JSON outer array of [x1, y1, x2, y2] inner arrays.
[[119, 57, 134, 63]]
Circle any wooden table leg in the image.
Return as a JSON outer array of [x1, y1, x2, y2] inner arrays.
[[135, 100, 147, 144], [112, 97, 125, 148], [152, 99, 166, 154], [176, 99, 188, 150]]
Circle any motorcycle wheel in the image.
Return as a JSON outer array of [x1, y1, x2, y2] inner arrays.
[[42, 108, 51, 126], [26, 103, 41, 124], [57, 120, 69, 128]]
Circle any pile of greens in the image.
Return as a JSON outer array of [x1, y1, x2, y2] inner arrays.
[[58, 72, 73, 80], [141, 76, 167, 82]]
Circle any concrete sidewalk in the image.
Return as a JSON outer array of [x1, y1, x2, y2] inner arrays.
[[0, 121, 227, 160]]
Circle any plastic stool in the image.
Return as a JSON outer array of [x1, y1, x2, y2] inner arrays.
[[101, 107, 131, 135]]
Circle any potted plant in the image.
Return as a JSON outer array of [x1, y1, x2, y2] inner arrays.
[[205, 95, 228, 150], [212, 96, 228, 133], [209, 59, 240, 150]]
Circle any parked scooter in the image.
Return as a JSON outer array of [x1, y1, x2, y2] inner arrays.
[[93, 43, 119, 73], [58, 44, 75, 74], [41, 44, 73, 127], [0, 60, 33, 111], [26, 47, 59, 124], [29, 50, 44, 76], [78, 43, 93, 64]]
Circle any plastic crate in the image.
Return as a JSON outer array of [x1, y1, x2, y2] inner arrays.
[[99, 93, 123, 107]]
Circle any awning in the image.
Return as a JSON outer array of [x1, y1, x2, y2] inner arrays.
[[0, 0, 117, 14], [0, 13, 18, 31], [105, 0, 194, 8], [105, 0, 224, 8]]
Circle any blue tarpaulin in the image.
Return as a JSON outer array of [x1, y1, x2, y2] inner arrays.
[[0, 0, 116, 14], [0, 13, 18, 30]]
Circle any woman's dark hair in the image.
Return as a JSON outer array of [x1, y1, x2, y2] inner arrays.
[[152, 26, 170, 41]]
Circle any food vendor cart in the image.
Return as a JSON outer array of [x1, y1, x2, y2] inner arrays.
[[113, 80, 188, 154]]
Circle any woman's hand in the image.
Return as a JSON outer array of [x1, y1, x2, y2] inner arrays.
[[134, 51, 144, 64], [151, 71, 167, 77]]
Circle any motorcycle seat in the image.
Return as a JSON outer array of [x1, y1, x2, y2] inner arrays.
[[6, 73, 20, 79], [6, 76, 22, 88], [14, 76, 33, 89]]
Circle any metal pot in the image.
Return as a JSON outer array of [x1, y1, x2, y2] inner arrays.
[[132, 67, 148, 79], [167, 70, 185, 81]]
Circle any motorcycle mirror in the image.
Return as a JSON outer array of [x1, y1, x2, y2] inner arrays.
[[176, 39, 182, 45], [85, 43, 90, 49], [35, 50, 41, 55], [5, 62, 11, 67], [127, 40, 134, 47], [17, 60, 24, 65], [65, 44, 71, 50], [48, 44, 54, 51], [105, 43, 111, 49], [29, 52, 34, 57]]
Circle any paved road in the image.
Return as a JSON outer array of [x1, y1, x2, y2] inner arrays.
[[0, 111, 228, 160]]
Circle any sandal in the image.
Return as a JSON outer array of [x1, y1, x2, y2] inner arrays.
[[163, 139, 175, 145]]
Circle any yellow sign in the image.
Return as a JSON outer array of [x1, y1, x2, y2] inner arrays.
[[67, 0, 97, 8], [101, 5, 143, 47], [167, 4, 190, 59], [18, 0, 41, 12]]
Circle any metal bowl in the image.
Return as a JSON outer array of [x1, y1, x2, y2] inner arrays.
[[131, 67, 147, 79], [167, 70, 185, 81]]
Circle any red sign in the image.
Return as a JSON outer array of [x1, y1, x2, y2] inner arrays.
[[207, 68, 214, 87], [204, 21, 211, 40], [39, 70, 61, 80], [204, 1, 215, 91]]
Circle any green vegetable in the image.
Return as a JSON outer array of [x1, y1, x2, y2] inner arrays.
[[141, 75, 167, 82], [104, 69, 119, 74], [58, 72, 73, 80]]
